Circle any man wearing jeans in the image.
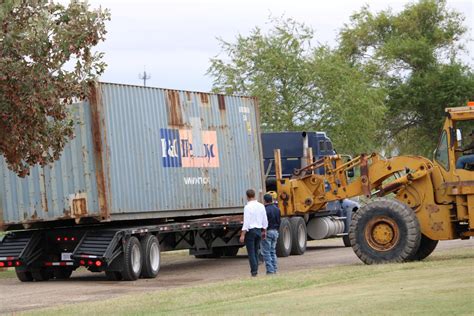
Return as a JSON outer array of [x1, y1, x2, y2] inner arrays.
[[239, 189, 268, 277], [261, 193, 281, 274]]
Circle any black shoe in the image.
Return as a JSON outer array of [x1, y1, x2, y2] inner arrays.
[[251, 273, 257, 277]]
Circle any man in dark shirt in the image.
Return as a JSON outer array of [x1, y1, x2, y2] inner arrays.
[[261, 193, 281, 274], [456, 130, 474, 169]]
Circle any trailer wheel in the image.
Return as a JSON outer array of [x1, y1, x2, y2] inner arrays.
[[121, 236, 143, 281], [31, 268, 52, 282], [276, 218, 292, 257], [105, 271, 123, 281], [409, 234, 438, 261], [140, 235, 160, 279], [289, 217, 307, 255], [15, 268, 33, 282], [53, 268, 73, 280], [349, 198, 421, 264]]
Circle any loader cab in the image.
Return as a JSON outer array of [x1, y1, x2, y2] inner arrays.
[[433, 105, 474, 177]]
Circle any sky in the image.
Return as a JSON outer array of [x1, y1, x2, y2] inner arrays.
[[85, 0, 474, 92]]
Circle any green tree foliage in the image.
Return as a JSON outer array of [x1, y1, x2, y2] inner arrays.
[[0, 0, 110, 176], [208, 18, 316, 131], [310, 48, 386, 154], [339, 0, 474, 156], [208, 18, 386, 155]]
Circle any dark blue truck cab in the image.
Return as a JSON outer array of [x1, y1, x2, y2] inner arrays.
[[261, 131, 358, 256], [262, 131, 334, 189]]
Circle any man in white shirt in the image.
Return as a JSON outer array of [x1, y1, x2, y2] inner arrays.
[[239, 189, 268, 277]]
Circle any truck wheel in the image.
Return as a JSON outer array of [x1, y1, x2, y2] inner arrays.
[[349, 198, 421, 264], [53, 268, 73, 280], [289, 217, 307, 255], [140, 235, 160, 279], [409, 234, 438, 261], [31, 268, 52, 281], [342, 235, 351, 247], [223, 246, 240, 257], [105, 271, 123, 281], [121, 236, 143, 281], [276, 218, 292, 257], [15, 268, 33, 282]]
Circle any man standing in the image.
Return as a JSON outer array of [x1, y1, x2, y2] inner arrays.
[[261, 193, 281, 274], [239, 189, 268, 277]]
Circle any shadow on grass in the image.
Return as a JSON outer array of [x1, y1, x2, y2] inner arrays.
[[426, 252, 474, 262]]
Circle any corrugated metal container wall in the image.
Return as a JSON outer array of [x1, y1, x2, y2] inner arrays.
[[0, 82, 264, 229]]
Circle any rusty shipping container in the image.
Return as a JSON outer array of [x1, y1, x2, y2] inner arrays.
[[0, 83, 264, 230]]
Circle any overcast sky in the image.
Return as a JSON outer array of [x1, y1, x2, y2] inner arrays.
[[85, 0, 473, 92]]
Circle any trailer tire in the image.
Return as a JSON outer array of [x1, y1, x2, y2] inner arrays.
[[349, 198, 421, 264], [105, 271, 123, 281], [121, 236, 143, 281], [409, 234, 438, 261], [276, 218, 292, 257], [289, 217, 307, 255], [53, 268, 73, 280], [140, 235, 160, 279], [31, 268, 52, 282], [15, 268, 33, 282]]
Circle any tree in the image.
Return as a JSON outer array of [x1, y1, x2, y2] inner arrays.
[[208, 18, 386, 155], [310, 48, 386, 154], [0, 0, 110, 176], [208, 18, 316, 132], [338, 0, 474, 156]]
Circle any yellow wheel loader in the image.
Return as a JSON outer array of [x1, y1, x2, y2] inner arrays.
[[275, 104, 474, 264]]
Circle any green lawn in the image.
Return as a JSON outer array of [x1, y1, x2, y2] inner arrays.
[[0, 268, 15, 279], [23, 247, 474, 316]]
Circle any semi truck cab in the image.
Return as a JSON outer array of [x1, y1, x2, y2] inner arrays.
[[262, 131, 335, 189], [261, 131, 359, 255]]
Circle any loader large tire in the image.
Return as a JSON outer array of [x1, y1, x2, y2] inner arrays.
[[409, 234, 438, 261], [349, 198, 421, 264], [276, 218, 292, 257]]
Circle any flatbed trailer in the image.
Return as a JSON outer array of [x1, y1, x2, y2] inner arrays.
[[0, 215, 244, 281]]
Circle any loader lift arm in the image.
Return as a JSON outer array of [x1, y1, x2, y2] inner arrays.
[[276, 152, 434, 217]]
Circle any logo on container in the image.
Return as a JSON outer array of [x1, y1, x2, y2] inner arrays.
[[160, 128, 219, 168]]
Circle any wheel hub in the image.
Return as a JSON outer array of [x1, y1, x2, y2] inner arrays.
[[131, 244, 141, 274], [365, 216, 400, 251]]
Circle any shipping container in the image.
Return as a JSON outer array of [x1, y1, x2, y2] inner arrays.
[[0, 82, 264, 230]]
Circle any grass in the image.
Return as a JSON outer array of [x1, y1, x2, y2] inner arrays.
[[22, 247, 474, 316], [0, 268, 15, 279]]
